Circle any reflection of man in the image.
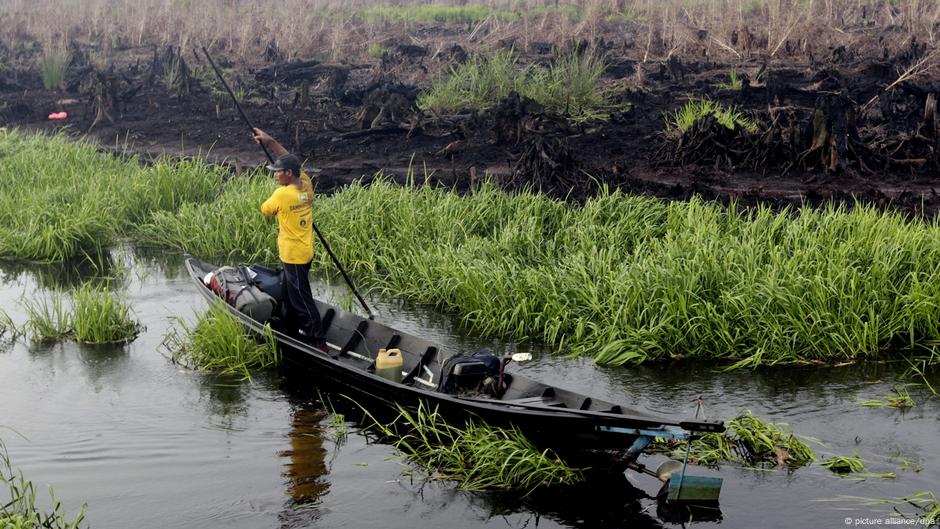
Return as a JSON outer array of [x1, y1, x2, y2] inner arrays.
[[254, 128, 322, 346]]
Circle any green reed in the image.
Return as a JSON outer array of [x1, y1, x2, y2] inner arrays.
[[365, 402, 583, 492], [1, 439, 86, 529], [39, 48, 69, 91], [652, 411, 814, 468], [164, 301, 280, 380], [418, 49, 609, 123], [860, 385, 916, 409], [22, 292, 71, 343], [70, 283, 140, 343], [16, 129, 940, 367], [822, 453, 866, 473], [0, 130, 225, 262], [138, 172, 277, 263]]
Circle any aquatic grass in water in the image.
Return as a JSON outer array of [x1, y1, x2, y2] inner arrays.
[[70, 283, 140, 344], [164, 301, 280, 380], [0, 439, 86, 529], [653, 411, 814, 468], [365, 402, 583, 492], [22, 292, 71, 343], [140, 173, 940, 367], [860, 385, 916, 409], [822, 453, 866, 473]]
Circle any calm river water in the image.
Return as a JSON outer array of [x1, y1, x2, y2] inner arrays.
[[0, 248, 936, 529]]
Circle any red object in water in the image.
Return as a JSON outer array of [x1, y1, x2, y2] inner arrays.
[[47, 111, 68, 120]]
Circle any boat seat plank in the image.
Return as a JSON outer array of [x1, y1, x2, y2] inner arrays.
[[507, 396, 567, 408]]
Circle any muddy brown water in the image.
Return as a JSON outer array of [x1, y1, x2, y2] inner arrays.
[[0, 248, 937, 529]]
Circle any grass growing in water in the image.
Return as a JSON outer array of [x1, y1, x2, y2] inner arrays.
[[365, 403, 583, 492], [860, 385, 916, 409], [164, 301, 280, 380], [22, 292, 71, 343], [21, 285, 139, 344], [653, 411, 814, 468], [1, 439, 86, 529], [70, 283, 140, 343], [665, 98, 758, 136], [150, 175, 940, 367], [418, 49, 609, 123], [822, 453, 866, 473]]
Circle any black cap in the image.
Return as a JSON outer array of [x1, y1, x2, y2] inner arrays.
[[266, 153, 302, 174]]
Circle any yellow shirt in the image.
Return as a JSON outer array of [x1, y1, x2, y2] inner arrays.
[[261, 174, 314, 264]]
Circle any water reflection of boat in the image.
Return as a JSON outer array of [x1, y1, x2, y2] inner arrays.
[[185, 257, 724, 495], [458, 469, 722, 528]]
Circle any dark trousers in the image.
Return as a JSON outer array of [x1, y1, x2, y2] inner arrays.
[[283, 261, 321, 340]]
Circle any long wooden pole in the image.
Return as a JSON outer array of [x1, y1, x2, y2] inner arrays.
[[201, 46, 376, 320]]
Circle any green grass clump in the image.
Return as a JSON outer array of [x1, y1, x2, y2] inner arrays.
[[653, 411, 813, 468], [21, 285, 139, 344], [418, 49, 609, 123], [860, 385, 915, 409], [164, 301, 280, 380], [70, 283, 139, 343], [0, 130, 225, 262], [1, 439, 86, 529], [666, 98, 758, 136], [40, 48, 69, 90], [366, 42, 386, 58], [358, 5, 518, 25], [144, 171, 940, 367], [367, 403, 583, 492], [714, 68, 744, 90], [138, 172, 277, 263], [23, 292, 71, 343], [684, 411, 814, 468], [821, 453, 866, 473]]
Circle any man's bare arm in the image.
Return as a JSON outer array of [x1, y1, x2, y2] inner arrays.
[[252, 128, 288, 158]]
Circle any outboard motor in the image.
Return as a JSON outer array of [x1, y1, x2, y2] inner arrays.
[[438, 350, 514, 397]]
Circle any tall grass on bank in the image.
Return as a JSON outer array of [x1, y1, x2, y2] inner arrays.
[[139, 173, 277, 264], [418, 49, 609, 123], [365, 402, 583, 492], [163, 301, 280, 379], [1, 439, 86, 529], [0, 130, 224, 262], [149, 173, 940, 367]]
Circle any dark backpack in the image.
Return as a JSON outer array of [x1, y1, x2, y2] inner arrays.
[[205, 266, 276, 323]]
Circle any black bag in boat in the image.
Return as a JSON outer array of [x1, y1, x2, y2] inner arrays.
[[438, 350, 502, 394], [204, 266, 277, 323], [245, 264, 286, 302]]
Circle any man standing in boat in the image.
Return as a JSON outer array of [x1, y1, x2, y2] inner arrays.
[[253, 128, 323, 346]]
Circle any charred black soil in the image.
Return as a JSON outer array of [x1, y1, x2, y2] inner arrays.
[[2, 30, 939, 215]]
